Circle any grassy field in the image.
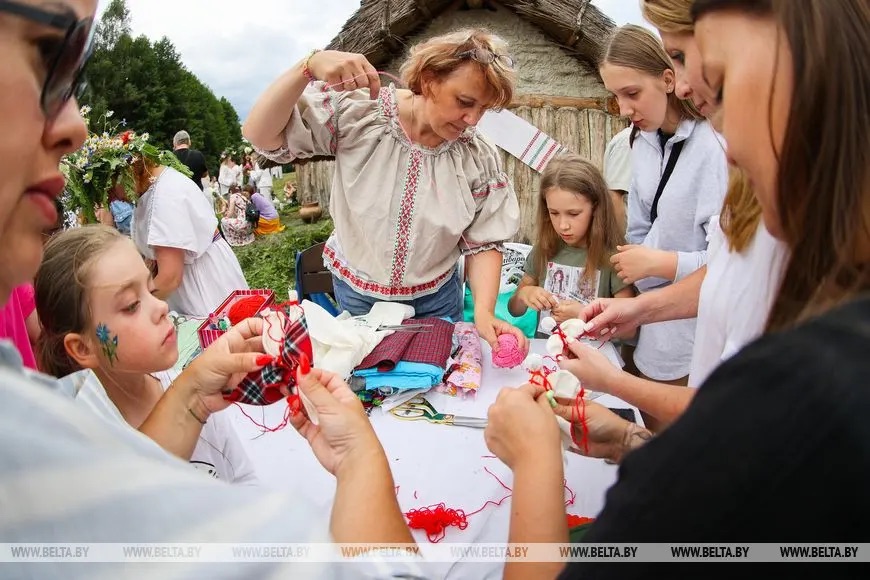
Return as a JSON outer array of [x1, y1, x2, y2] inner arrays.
[[231, 173, 333, 299]]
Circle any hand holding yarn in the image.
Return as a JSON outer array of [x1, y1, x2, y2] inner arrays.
[[549, 399, 634, 463], [306, 50, 381, 99], [485, 383, 561, 469], [558, 338, 621, 395], [491, 334, 526, 368], [177, 317, 273, 414], [289, 366, 385, 477], [475, 312, 529, 357]]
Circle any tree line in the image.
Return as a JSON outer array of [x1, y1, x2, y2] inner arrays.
[[81, 0, 243, 173]]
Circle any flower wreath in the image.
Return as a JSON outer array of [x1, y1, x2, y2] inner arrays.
[[61, 107, 192, 223]]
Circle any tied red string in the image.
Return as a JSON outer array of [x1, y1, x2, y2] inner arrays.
[[227, 302, 312, 432], [403, 459, 578, 543]]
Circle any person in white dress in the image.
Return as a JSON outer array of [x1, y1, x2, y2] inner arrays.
[[130, 158, 248, 317]]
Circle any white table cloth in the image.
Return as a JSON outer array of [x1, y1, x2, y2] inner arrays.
[[225, 339, 638, 579]]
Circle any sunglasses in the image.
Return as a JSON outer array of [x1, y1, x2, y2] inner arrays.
[[457, 47, 515, 69], [0, 0, 95, 119]]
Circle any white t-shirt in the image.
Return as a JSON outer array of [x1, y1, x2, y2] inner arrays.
[[603, 127, 632, 192], [64, 368, 258, 484], [132, 167, 249, 316], [689, 220, 789, 386]]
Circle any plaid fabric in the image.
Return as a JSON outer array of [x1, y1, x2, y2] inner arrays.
[[357, 318, 454, 372], [225, 305, 313, 406]]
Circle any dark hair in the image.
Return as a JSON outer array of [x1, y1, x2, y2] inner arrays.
[[535, 154, 623, 286], [694, 0, 870, 330], [35, 225, 126, 378]]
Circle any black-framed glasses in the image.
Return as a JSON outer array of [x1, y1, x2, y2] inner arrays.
[[0, 0, 95, 119], [457, 47, 515, 69]]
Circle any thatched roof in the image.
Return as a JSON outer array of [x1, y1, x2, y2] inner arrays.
[[326, 0, 616, 69]]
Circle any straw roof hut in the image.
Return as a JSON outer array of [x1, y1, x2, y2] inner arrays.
[[293, 0, 628, 242]]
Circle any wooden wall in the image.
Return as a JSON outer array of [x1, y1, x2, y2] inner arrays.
[[297, 104, 628, 243]]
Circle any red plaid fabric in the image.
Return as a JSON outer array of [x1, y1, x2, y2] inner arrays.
[[224, 305, 312, 406], [357, 318, 455, 371]]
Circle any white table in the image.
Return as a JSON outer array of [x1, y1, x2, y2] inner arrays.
[[226, 339, 637, 579]]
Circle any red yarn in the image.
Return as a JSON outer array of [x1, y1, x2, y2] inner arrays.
[[404, 463, 580, 543], [227, 295, 267, 325]]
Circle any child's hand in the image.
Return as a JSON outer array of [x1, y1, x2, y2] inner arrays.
[[517, 285, 558, 311], [552, 299, 583, 323], [611, 245, 674, 285]]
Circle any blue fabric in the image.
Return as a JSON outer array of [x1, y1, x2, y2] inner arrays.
[[294, 250, 340, 316], [353, 361, 444, 391], [332, 270, 462, 322], [110, 200, 134, 235]]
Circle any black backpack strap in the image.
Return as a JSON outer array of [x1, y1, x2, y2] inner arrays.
[[650, 139, 686, 225]]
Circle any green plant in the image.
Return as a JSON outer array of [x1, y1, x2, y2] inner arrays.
[[232, 205, 332, 298]]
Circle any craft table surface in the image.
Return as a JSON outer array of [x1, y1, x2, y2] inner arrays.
[[224, 338, 636, 579]]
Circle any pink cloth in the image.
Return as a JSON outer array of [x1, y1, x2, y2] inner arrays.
[[492, 334, 525, 368], [437, 322, 482, 397], [0, 284, 37, 369]]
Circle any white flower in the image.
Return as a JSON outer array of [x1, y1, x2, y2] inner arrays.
[[140, 132, 150, 141], [105, 110, 114, 118], [80, 105, 91, 115]]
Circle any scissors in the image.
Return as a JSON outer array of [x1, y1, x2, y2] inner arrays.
[[389, 395, 487, 428]]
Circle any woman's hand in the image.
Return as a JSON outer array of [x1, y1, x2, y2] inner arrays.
[[558, 338, 622, 395], [516, 285, 558, 312], [485, 384, 561, 469], [475, 312, 529, 354], [580, 297, 644, 339], [610, 245, 675, 285], [552, 299, 583, 323], [307, 50, 381, 99], [551, 399, 637, 463], [289, 367, 384, 477], [172, 317, 270, 415]]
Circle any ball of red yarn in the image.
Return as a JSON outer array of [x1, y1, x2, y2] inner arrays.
[[405, 503, 469, 543], [492, 334, 526, 368], [227, 295, 266, 325]]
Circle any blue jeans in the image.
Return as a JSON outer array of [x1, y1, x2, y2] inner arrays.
[[332, 271, 463, 322]]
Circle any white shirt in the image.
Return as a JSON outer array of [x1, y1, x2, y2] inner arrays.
[[628, 119, 728, 380], [132, 167, 249, 316], [64, 368, 259, 484], [0, 343, 424, 578], [689, 220, 789, 386], [603, 127, 632, 192]]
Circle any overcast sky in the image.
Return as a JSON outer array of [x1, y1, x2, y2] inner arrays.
[[98, 0, 648, 122]]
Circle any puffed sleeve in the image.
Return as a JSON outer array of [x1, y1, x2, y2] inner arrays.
[[458, 133, 520, 255], [253, 82, 378, 164]]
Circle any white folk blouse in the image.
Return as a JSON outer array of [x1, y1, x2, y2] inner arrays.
[[256, 82, 520, 300]]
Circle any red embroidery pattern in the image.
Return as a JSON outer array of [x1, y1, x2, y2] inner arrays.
[[320, 86, 338, 155], [535, 141, 560, 172], [520, 130, 542, 161], [389, 149, 423, 288], [323, 243, 454, 298], [471, 176, 509, 199]]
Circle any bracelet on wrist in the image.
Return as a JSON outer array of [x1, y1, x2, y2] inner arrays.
[[302, 49, 321, 82], [188, 406, 207, 425]]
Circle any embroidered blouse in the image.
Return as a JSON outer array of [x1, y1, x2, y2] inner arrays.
[[255, 82, 520, 300]]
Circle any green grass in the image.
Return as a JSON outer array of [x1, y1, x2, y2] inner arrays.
[[232, 173, 333, 299]]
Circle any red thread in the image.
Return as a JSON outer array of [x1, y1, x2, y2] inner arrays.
[[227, 295, 267, 325], [234, 395, 297, 432]]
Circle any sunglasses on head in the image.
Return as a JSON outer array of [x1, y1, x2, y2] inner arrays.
[[457, 47, 515, 69], [0, 0, 95, 119]]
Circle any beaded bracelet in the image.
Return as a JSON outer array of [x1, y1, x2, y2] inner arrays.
[[302, 49, 321, 82]]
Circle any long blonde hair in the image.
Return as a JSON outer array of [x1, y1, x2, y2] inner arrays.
[[535, 155, 623, 287], [600, 24, 702, 134]]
